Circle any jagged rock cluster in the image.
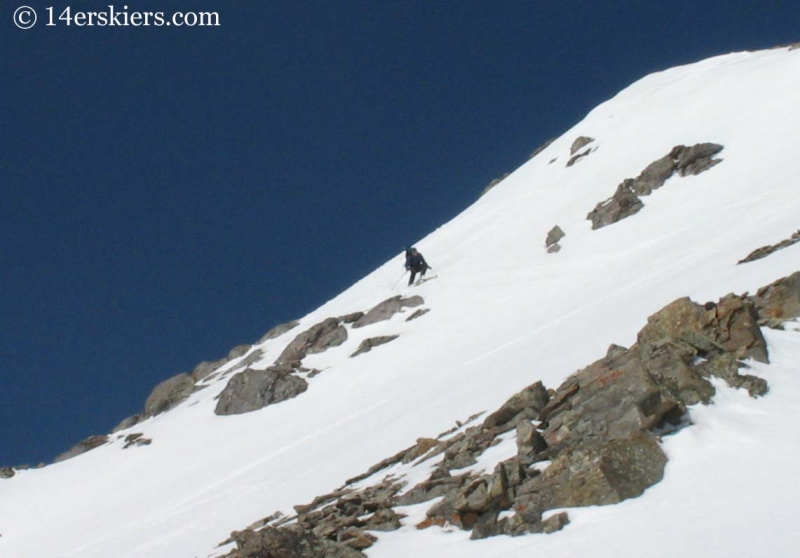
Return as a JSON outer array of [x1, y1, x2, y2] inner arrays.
[[219, 271, 800, 555], [739, 230, 800, 264], [587, 143, 724, 229]]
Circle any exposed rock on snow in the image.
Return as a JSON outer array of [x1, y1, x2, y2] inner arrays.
[[54, 435, 110, 464], [405, 308, 430, 322], [276, 318, 348, 365], [224, 525, 366, 558], [751, 271, 800, 325], [587, 143, 723, 229], [570, 136, 595, 155], [739, 230, 800, 264], [350, 335, 400, 358], [566, 136, 596, 167], [339, 312, 365, 324], [352, 296, 424, 328], [0, 467, 15, 479], [513, 433, 666, 514], [566, 136, 595, 166], [122, 433, 152, 449], [545, 225, 565, 253], [215, 366, 309, 416]]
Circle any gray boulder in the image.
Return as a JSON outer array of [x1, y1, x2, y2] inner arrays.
[[1, 467, 15, 479], [545, 226, 565, 250], [215, 367, 308, 416], [144, 373, 196, 417]]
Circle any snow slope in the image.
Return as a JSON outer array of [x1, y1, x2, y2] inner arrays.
[[3, 46, 800, 558]]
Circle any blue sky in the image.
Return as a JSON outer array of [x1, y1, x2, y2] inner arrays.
[[2, 1, 799, 466]]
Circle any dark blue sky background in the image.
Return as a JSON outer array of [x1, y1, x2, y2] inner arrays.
[[2, 1, 798, 466]]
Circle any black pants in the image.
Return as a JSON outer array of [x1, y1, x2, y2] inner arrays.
[[409, 264, 427, 285]]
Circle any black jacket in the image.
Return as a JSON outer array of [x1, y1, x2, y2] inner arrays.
[[405, 250, 427, 272]]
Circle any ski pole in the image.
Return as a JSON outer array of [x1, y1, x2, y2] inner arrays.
[[394, 269, 408, 287]]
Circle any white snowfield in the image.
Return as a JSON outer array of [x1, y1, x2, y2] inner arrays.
[[3, 46, 800, 558]]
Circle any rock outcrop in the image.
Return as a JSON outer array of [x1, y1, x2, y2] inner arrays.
[[587, 143, 724, 229]]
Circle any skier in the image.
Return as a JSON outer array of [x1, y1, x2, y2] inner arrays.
[[404, 247, 429, 286]]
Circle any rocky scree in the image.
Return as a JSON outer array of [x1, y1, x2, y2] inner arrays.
[[217, 273, 800, 554]]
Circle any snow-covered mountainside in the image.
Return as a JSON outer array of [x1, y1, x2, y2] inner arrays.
[[3, 46, 800, 558]]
